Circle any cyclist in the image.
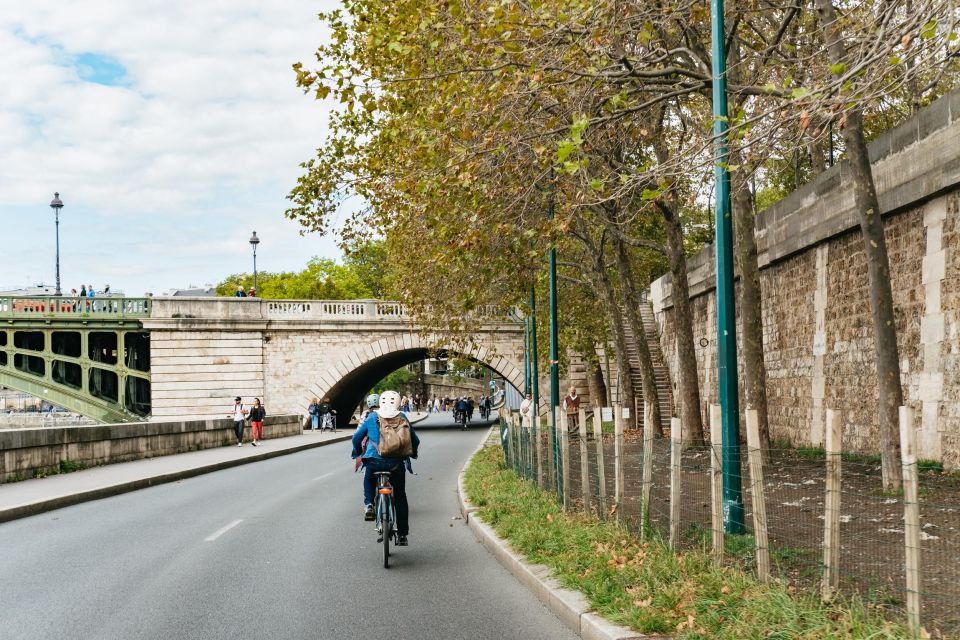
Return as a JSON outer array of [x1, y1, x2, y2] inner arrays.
[[359, 393, 379, 425], [454, 396, 468, 424], [351, 390, 419, 545]]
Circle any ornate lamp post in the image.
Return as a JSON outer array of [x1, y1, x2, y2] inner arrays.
[[249, 231, 260, 296], [49, 192, 64, 296]]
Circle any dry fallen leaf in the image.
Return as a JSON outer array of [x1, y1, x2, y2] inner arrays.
[[634, 597, 653, 608]]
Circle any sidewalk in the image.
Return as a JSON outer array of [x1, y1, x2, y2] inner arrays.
[[0, 430, 351, 523]]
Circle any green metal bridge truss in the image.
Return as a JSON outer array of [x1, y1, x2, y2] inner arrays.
[[0, 297, 152, 423]]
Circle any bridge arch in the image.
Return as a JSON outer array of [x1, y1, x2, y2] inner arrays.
[[310, 334, 525, 421]]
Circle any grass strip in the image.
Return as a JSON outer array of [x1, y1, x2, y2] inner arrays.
[[464, 443, 912, 639]]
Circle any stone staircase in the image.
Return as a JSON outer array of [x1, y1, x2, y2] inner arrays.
[[622, 292, 674, 433]]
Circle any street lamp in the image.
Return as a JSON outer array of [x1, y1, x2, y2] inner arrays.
[[49, 192, 64, 296], [249, 231, 260, 296]]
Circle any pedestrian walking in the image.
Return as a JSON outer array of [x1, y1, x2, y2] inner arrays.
[[80, 285, 87, 297], [308, 397, 320, 431], [228, 397, 248, 446], [235, 285, 246, 298], [249, 398, 266, 446], [563, 386, 581, 432]]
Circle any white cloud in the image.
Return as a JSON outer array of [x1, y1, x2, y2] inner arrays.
[[0, 0, 346, 295]]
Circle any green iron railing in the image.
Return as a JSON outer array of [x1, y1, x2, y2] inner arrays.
[[0, 296, 152, 320]]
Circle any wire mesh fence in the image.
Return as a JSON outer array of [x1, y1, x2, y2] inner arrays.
[[498, 405, 960, 638]]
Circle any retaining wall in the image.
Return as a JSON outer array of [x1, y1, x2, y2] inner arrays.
[[650, 90, 960, 467], [0, 414, 301, 482]]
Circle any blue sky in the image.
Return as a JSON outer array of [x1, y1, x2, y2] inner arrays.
[[0, 1, 347, 295]]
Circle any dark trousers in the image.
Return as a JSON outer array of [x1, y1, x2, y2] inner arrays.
[[363, 459, 409, 536], [233, 420, 245, 443]]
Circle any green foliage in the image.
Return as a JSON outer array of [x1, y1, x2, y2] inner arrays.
[[58, 459, 86, 474], [371, 366, 416, 394], [216, 240, 390, 299], [464, 444, 911, 639]]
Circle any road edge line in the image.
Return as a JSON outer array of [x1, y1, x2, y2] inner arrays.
[[0, 434, 352, 524], [457, 426, 658, 640]]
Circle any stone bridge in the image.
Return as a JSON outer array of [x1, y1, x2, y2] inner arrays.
[[0, 297, 526, 423]]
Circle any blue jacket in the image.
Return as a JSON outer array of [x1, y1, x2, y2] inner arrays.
[[352, 411, 420, 468]]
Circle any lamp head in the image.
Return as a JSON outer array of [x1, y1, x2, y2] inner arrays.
[[50, 192, 64, 210]]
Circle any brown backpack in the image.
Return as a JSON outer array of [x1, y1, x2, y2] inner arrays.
[[375, 415, 414, 458]]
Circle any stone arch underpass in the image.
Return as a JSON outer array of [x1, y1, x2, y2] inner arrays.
[[309, 335, 526, 423]]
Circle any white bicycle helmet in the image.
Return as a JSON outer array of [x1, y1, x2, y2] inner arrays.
[[378, 390, 402, 419]]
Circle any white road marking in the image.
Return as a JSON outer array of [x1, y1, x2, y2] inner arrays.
[[312, 472, 335, 482], [205, 519, 243, 542]]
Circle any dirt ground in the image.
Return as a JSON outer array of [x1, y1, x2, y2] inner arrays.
[[517, 430, 960, 637]]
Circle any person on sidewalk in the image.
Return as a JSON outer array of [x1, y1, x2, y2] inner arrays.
[[519, 392, 534, 427], [308, 398, 320, 431], [318, 397, 336, 432], [228, 397, 248, 446], [248, 398, 266, 446], [563, 386, 581, 432]]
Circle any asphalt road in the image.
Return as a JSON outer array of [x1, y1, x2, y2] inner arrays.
[[0, 415, 577, 640]]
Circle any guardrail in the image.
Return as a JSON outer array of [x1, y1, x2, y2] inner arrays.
[[0, 296, 152, 319], [262, 300, 515, 321]]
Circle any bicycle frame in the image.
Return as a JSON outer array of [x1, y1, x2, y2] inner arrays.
[[374, 471, 397, 567]]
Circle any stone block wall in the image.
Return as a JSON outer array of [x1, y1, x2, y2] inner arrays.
[[0, 414, 300, 482], [652, 91, 960, 467]]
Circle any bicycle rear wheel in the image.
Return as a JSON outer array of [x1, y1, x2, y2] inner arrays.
[[381, 497, 392, 568]]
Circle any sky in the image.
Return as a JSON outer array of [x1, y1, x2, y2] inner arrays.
[[0, 1, 347, 296]]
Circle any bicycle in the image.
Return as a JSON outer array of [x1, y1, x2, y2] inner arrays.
[[374, 471, 397, 568], [458, 409, 468, 430]]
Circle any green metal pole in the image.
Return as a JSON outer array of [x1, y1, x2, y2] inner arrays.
[[711, 0, 745, 534], [548, 176, 562, 498], [529, 287, 539, 481], [523, 317, 531, 395], [530, 286, 540, 418]]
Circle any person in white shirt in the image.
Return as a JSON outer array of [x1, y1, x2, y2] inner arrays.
[[228, 397, 248, 446], [519, 392, 534, 427]]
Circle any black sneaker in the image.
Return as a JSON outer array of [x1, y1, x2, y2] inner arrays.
[[364, 505, 374, 521], [396, 535, 408, 546]]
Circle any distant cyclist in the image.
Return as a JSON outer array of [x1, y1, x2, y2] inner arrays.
[[351, 390, 420, 546]]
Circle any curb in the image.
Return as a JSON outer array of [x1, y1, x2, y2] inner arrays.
[[457, 428, 662, 640], [0, 434, 352, 523]]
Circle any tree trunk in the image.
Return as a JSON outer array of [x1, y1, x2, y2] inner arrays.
[[585, 352, 609, 409], [595, 267, 637, 429], [814, 0, 903, 490], [730, 151, 771, 456], [613, 237, 664, 435], [660, 203, 705, 445], [809, 137, 827, 176]]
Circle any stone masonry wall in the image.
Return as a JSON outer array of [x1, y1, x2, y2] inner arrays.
[[652, 91, 960, 467], [0, 414, 300, 483]]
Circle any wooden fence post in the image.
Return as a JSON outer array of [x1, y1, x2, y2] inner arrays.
[[593, 407, 607, 516], [578, 407, 590, 512], [669, 417, 683, 549], [559, 408, 570, 510], [641, 401, 654, 539], [531, 407, 543, 489], [822, 409, 842, 601], [746, 409, 770, 582], [900, 406, 922, 637], [710, 404, 724, 564], [614, 403, 624, 521]]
